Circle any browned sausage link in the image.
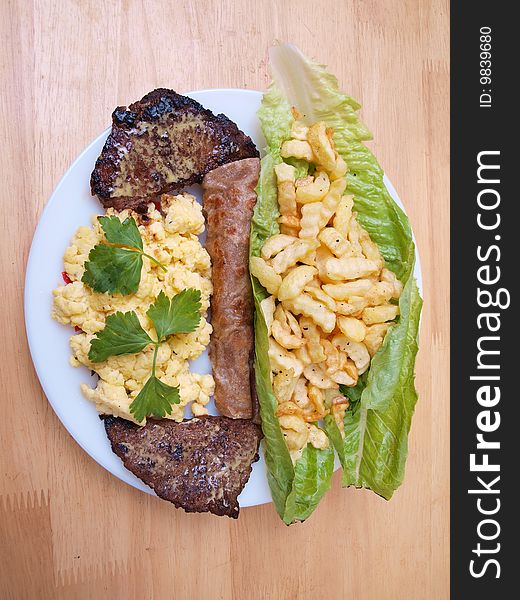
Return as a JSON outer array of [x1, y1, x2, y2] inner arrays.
[[202, 158, 260, 421]]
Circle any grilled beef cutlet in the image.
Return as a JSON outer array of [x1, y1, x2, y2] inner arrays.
[[104, 415, 262, 518], [91, 89, 259, 211]]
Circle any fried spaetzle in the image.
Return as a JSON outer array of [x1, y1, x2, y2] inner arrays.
[[251, 118, 403, 461]]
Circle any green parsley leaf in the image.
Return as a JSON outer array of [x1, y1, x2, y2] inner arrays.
[[87, 289, 200, 421], [146, 289, 202, 341], [82, 245, 143, 295], [129, 375, 180, 423], [88, 311, 152, 362], [82, 215, 166, 295], [98, 216, 143, 250]]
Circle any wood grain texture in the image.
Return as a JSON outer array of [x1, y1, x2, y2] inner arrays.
[[0, 0, 449, 598]]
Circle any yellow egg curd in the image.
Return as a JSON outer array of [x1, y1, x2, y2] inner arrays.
[[52, 194, 214, 424]]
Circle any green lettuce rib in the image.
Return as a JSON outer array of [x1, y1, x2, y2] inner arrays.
[[251, 44, 422, 519], [251, 154, 333, 523], [283, 444, 334, 524], [326, 276, 422, 498]]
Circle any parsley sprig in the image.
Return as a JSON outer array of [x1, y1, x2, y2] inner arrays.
[[82, 216, 166, 295], [89, 289, 202, 422]]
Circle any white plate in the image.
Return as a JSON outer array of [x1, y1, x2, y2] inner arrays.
[[24, 89, 422, 509]]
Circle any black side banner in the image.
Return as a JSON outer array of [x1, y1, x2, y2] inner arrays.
[[451, 3, 515, 596]]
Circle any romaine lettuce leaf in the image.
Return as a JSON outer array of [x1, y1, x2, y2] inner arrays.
[[326, 276, 422, 498], [283, 442, 334, 524], [255, 87, 293, 158], [252, 44, 422, 518], [251, 154, 332, 523], [250, 155, 280, 261], [253, 291, 294, 517]]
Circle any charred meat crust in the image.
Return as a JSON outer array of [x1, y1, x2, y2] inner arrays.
[[90, 88, 259, 210], [103, 415, 262, 518]]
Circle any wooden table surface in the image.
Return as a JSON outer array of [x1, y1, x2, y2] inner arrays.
[[0, 1, 449, 598]]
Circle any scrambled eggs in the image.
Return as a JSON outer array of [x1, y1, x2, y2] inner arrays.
[[52, 193, 214, 423]]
